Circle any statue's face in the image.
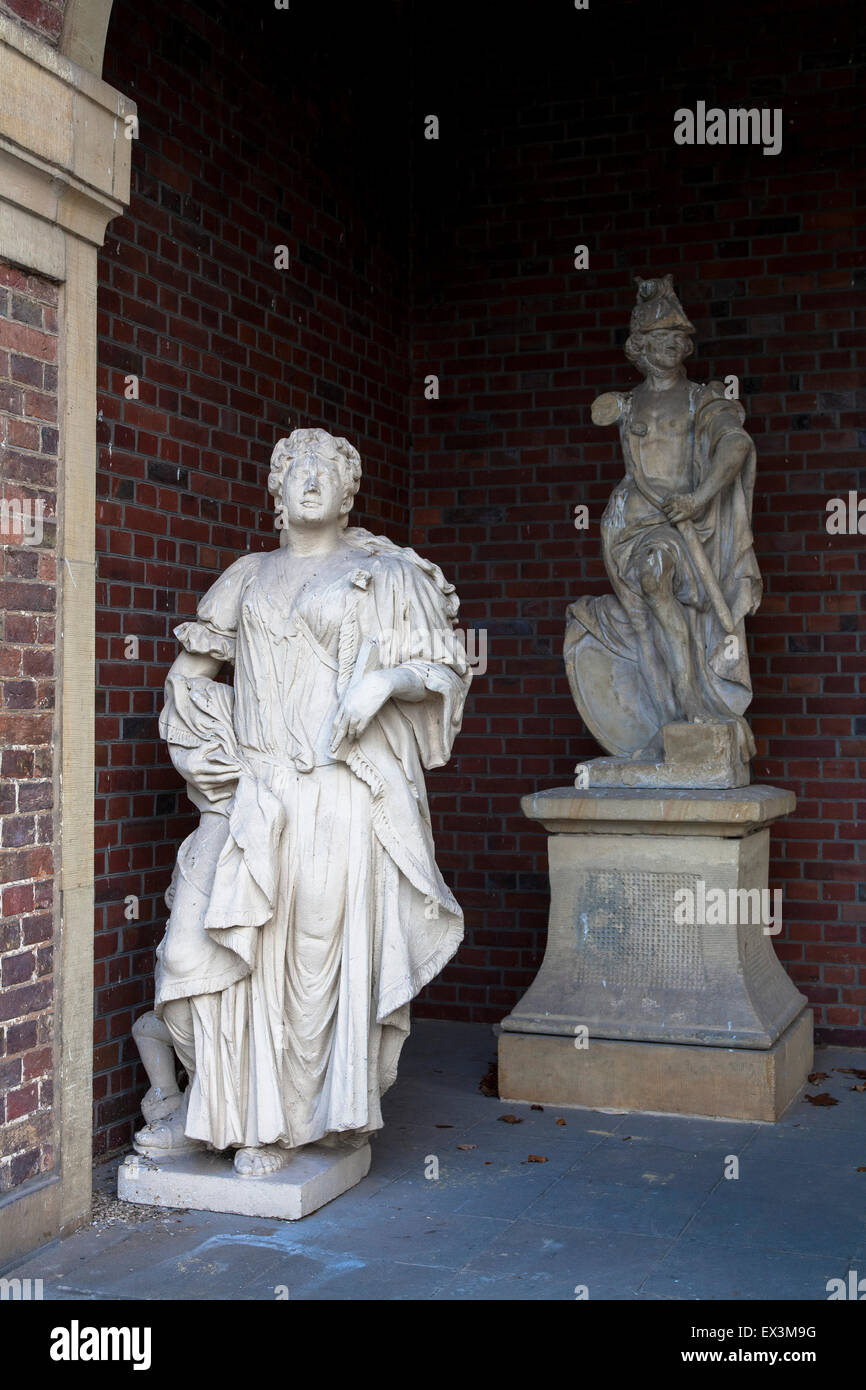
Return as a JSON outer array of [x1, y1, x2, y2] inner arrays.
[[281, 446, 348, 527], [644, 329, 691, 371]]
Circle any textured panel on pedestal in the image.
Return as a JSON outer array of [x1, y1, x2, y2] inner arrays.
[[573, 870, 705, 990]]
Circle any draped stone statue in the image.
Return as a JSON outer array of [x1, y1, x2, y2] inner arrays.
[[566, 276, 762, 788], [500, 278, 810, 1124], [128, 428, 470, 1189]]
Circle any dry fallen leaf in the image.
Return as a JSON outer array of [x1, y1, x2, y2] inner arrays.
[[479, 1061, 499, 1098], [851, 1084, 866, 1093], [457, 1143, 477, 1151], [805, 1092, 838, 1107], [528, 1154, 548, 1163], [837, 1068, 866, 1080], [484, 1161, 492, 1165], [435, 1124, 454, 1128], [622, 1135, 632, 1141], [808, 1071, 829, 1084], [556, 1117, 567, 1126], [498, 1114, 523, 1124], [531, 1104, 544, 1111], [857, 1166, 866, 1173]]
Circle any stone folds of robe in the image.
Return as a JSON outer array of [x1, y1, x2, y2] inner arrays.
[[152, 529, 470, 1150]]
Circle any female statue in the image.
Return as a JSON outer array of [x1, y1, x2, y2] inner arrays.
[[131, 428, 470, 1177]]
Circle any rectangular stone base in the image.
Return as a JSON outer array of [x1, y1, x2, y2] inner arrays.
[[498, 1009, 813, 1122], [581, 721, 749, 790], [117, 1142, 371, 1220]]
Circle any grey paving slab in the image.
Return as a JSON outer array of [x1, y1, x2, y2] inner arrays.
[[775, 1048, 866, 1132], [286, 1258, 449, 1301], [430, 1269, 574, 1301], [431, 1271, 663, 1302], [462, 1217, 672, 1298], [2, 1198, 195, 1288], [361, 1150, 571, 1221], [603, 1112, 761, 1154], [44, 1213, 300, 1300], [452, 1172, 571, 1221], [293, 1205, 510, 1269], [643, 1237, 856, 1302], [781, 1095, 866, 1132], [682, 1158, 866, 1257], [463, 1103, 624, 1155], [379, 1089, 491, 1128], [521, 1143, 724, 1239], [4, 1025, 866, 1301], [745, 1120, 866, 1172], [361, 1122, 452, 1182]]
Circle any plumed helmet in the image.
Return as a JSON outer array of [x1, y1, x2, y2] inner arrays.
[[630, 275, 695, 334]]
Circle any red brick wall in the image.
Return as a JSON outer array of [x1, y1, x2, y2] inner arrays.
[[85, 0, 865, 1163], [0, 263, 58, 1192], [0, 0, 64, 46], [93, 0, 411, 1155], [410, 0, 866, 1043]]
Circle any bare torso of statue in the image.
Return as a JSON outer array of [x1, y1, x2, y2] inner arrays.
[[629, 378, 693, 493]]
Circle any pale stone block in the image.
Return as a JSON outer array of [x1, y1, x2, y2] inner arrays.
[[521, 784, 796, 837], [582, 719, 749, 790], [117, 1143, 372, 1221], [662, 719, 737, 765], [499, 1010, 813, 1123]]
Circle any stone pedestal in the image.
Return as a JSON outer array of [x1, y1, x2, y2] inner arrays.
[[499, 786, 812, 1121], [117, 1143, 371, 1221]]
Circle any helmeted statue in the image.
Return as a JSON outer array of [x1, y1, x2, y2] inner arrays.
[[566, 276, 762, 788], [130, 428, 470, 1177]]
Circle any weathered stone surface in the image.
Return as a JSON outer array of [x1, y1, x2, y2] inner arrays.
[[565, 276, 762, 788], [579, 718, 749, 790], [503, 822, 804, 1047], [117, 1142, 372, 1221], [499, 1010, 813, 1123], [520, 784, 796, 837], [500, 783, 812, 1119]]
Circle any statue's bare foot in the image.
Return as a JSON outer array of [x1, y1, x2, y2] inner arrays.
[[140, 1083, 182, 1125], [233, 1144, 296, 1178], [134, 1088, 202, 1156]]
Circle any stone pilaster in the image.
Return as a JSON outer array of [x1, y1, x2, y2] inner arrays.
[[0, 11, 133, 1264]]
